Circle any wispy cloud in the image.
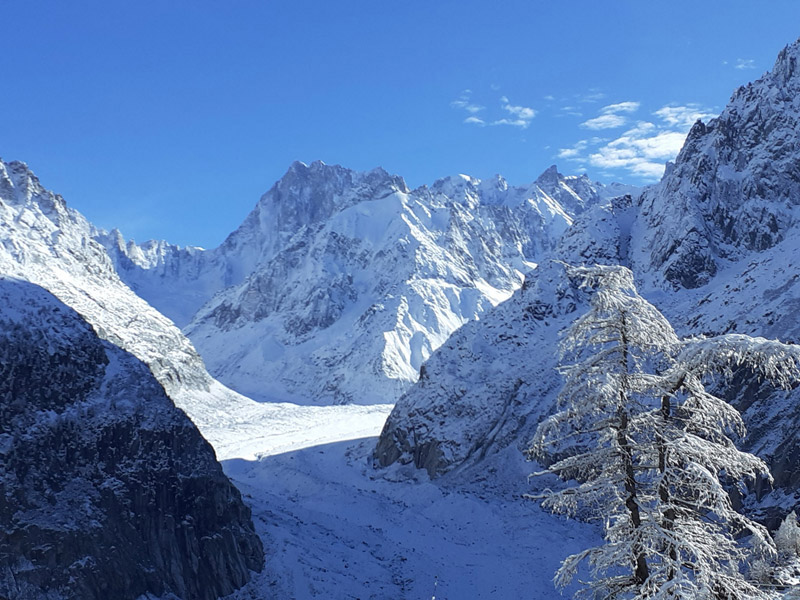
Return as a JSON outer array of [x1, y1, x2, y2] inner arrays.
[[587, 125, 687, 178], [580, 100, 642, 130], [452, 90, 536, 129], [495, 96, 536, 128], [654, 104, 716, 128], [601, 101, 640, 114], [558, 103, 717, 181], [451, 90, 486, 118], [578, 89, 606, 103], [581, 114, 628, 130], [735, 58, 756, 70], [557, 140, 589, 160], [559, 105, 583, 117]]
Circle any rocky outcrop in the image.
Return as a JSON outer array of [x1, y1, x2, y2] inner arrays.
[[0, 277, 263, 600], [0, 157, 269, 448], [633, 38, 800, 290]]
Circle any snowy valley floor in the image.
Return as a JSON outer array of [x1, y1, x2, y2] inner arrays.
[[205, 401, 598, 600]]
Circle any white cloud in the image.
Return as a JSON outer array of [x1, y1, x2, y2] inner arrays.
[[558, 140, 589, 159], [629, 130, 687, 160], [451, 90, 487, 125], [578, 90, 606, 103], [561, 102, 717, 182], [452, 90, 536, 129], [491, 98, 536, 129], [543, 94, 555, 101], [451, 91, 485, 114], [600, 101, 640, 114], [581, 114, 627, 130], [735, 58, 756, 70], [502, 100, 536, 120], [624, 121, 657, 136], [558, 105, 583, 117], [654, 104, 716, 128]]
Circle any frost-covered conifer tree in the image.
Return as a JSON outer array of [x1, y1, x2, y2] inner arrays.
[[529, 264, 800, 600], [775, 511, 800, 558]]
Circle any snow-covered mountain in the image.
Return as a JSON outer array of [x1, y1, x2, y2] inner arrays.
[[0, 157, 283, 598], [104, 161, 625, 404], [0, 276, 263, 600], [377, 38, 800, 509], [374, 208, 624, 477], [632, 40, 800, 290], [0, 158, 276, 438]]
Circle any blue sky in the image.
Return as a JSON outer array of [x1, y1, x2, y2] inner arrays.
[[2, 1, 799, 248]]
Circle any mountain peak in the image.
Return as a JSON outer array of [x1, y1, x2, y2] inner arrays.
[[535, 164, 562, 186], [279, 160, 405, 191], [637, 37, 800, 290], [772, 37, 800, 85], [4, 159, 37, 186]]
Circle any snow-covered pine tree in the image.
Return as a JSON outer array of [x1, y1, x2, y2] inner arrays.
[[775, 511, 800, 558], [529, 264, 800, 600]]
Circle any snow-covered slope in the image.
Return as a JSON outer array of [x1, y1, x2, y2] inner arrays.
[[0, 276, 263, 600], [375, 204, 627, 476], [377, 38, 800, 509], [0, 158, 276, 438], [0, 160, 206, 392], [106, 161, 623, 404], [223, 435, 601, 600]]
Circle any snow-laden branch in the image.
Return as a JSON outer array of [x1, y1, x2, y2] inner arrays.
[[529, 263, 791, 599]]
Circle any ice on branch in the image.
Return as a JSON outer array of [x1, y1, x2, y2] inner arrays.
[[528, 263, 800, 599]]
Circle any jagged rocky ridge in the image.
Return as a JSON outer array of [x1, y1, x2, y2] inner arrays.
[[376, 38, 800, 511], [633, 40, 800, 290], [375, 199, 629, 477], [0, 277, 263, 600], [0, 160, 206, 394], [103, 162, 629, 404], [0, 157, 269, 444]]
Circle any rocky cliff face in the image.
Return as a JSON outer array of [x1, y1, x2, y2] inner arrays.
[[106, 161, 623, 404], [0, 159, 206, 394], [0, 277, 263, 600], [376, 38, 800, 509], [632, 39, 800, 290]]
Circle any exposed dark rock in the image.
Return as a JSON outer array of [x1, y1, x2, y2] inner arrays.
[[0, 278, 263, 600], [636, 38, 800, 290]]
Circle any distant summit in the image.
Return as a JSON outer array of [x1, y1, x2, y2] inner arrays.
[[101, 160, 624, 404]]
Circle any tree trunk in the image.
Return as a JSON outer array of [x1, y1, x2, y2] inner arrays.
[[617, 409, 649, 585], [658, 374, 685, 587], [618, 315, 649, 586]]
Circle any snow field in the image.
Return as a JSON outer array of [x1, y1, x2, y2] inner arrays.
[[207, 396, 598, 599]]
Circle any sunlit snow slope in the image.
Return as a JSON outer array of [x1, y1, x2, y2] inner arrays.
[[0, 158, 282, 441], [104, 162, 628, 405]]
